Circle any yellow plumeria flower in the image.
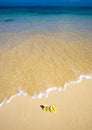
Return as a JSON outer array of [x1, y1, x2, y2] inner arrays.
[[43, 104, 49, 111], [49, 105, 56, 112]]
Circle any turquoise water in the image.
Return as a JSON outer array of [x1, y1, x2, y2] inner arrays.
[[0, 6, 92, 32]]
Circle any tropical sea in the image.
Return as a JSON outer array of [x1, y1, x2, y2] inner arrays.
[[0, 6, 92, 102]]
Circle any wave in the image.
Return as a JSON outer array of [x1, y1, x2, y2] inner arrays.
[[0, 74, 92, 107]]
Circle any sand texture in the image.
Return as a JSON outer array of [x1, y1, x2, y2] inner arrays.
[[0, 31, 92, 101], [0, 79, 92, 130]]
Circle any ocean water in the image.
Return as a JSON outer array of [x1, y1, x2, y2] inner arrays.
[[0, 7, 92, 102], [0, 6, 92, 32]]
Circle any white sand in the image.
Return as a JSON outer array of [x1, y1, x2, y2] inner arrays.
[[0, 78, 92, 130]]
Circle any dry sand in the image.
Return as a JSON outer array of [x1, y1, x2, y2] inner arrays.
[[0, 78, 92, 130]]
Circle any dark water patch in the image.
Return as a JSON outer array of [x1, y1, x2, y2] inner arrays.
[[3, 19, 15, 22]]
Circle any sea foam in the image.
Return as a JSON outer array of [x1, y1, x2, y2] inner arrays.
[[0, 74, 92, 107]]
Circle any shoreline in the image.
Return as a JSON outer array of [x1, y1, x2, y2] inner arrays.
[[0, 77, 92, 130], [0, 74, 92, 107], [0, 30, 92, 102]]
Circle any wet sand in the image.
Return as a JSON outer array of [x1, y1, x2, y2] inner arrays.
[[0, 78, 92, 130], [0, 31, 92, 101]]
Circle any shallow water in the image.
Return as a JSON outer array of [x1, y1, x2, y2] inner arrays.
[[0, 7, 92, 102], [0, 7, 92, 32]]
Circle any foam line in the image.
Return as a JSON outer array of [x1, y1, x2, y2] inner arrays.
[[32, 74, 92, 98], [0, 74, 92, 107], [0, 87, 28, 107]]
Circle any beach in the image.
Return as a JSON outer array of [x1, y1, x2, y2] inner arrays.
[[0, 78, 92, 130], [0, 31, 92, 102], [0, 6, 92, 130]]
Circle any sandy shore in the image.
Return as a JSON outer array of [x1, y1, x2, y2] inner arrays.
[[0, 32, 92, 101], [0, 78, 92, 130]]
